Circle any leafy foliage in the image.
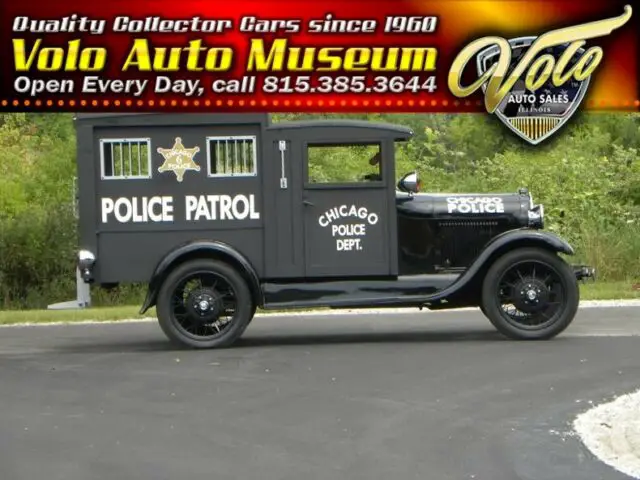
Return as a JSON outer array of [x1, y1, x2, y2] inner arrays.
[[0, 112, 638, 308]]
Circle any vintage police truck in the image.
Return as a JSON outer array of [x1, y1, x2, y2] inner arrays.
[[74, 112, 595, 348]]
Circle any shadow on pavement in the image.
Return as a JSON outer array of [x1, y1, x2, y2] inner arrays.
[[41, 328, 547, 355], [235, 329, 508, 347]]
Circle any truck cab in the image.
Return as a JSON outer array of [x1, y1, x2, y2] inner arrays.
[[74, 113, 594, 349]]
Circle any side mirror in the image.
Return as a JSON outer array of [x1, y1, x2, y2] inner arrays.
[[397, 172, 420, 194]]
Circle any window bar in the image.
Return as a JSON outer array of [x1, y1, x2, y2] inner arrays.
[[217, 140, 221, 174], [225, 139, 230, 174], [110, 142, 115, 176], [234, 139, 239, 174], [252, 139, 257, 173], [221, 140, 225, 174], [245, 140, 248, 172], [119, 143, 124, 177], [214, 140, 218, 174], [209, 140, 219, 175], [216, 140, 220, 174], [128, 142, 132, 177], [137, 142, 142, 176], [243, 140, 248, 172], [229, 140, 232, 174], [229, 140, 233, 174]]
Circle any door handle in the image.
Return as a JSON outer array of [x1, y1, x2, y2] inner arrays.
[[303, 200, 314, 206]]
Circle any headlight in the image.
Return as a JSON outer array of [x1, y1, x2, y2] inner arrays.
[[77, 250, 96, 282], [528, 204, 544, 229], [78, 250, 95, 268]]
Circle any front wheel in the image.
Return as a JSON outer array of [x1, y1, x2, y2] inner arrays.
[[481, 248, 579, 340], [156, 259, 255, 349]]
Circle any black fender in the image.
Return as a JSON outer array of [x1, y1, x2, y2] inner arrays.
[[139, 240, 262, 314], [425, 228, 574, 305]]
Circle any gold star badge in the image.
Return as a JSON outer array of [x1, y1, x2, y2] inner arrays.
[[157, 137, 201, 182]]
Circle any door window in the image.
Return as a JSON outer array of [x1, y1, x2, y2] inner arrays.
[[306, 142, 382, 184]]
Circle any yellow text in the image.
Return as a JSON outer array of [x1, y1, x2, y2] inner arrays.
[[246, 38, 437, 72], [13, 39, 107, 72], [121, 39, 233, 72]]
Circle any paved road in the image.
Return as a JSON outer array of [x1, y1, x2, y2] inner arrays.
[[1, 307, 639, 480]]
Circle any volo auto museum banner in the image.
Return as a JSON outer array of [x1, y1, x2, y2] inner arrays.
[[0, 0, 638, 144]]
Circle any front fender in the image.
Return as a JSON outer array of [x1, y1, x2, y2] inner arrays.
[[481, 228, 574, 257], [427, 228, 574, 303], [139, 240, 262, 314]]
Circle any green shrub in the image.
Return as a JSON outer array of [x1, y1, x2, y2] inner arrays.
[[0, 206, 77, 308]]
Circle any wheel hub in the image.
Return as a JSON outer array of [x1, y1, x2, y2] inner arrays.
[[513, 278, 550, 313], [186, 288, 223, 324]]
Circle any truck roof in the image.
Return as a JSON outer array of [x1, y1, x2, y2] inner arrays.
[[73, 113, 413, 140], [73, 112, 271, 125], [267, 119, 413, 140]]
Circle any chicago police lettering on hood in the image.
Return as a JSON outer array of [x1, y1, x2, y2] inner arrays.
[[446, 196, 505, 214]]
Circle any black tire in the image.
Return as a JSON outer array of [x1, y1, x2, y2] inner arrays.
[[481, 247, 579, 340], [156, 259, 255, 349], [246, 304, 258, 326]]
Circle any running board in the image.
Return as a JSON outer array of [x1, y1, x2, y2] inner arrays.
[[262, 274, 460, 310]]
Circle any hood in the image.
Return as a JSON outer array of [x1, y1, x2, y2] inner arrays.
[[396, 190, 543, 228]]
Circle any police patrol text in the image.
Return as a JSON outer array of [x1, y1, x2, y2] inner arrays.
[[100, 195, 261, 224]]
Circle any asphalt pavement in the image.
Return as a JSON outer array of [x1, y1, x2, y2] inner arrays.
[[0, 306, 639, 480]]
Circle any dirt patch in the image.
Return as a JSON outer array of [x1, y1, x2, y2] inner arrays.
[[574, 389, 640, 479]]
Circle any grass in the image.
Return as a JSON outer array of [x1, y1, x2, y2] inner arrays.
[[0, 281, 637, 326], [581, 280, 640, 301], [0, 305, 157, 325]]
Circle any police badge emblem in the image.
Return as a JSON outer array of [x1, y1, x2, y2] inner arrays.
[[476, 38, 589, 145], [157, 137, 201, 182]]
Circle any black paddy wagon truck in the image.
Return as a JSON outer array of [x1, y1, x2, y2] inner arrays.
[[73, 112, 595, 348]]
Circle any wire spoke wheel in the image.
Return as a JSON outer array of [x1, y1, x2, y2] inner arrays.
[[495, 262, 565, 331], [156, 259, 255, 349], [481, 248, 579, 340], [171, 271, 238, 340]]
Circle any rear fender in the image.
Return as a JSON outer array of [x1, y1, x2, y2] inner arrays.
[[139, 240, 262, 314], [426, 228, 574, 305]]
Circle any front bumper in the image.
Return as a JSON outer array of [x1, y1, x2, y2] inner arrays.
[[573, 265, 596, 282]]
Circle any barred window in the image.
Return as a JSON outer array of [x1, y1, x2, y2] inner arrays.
[[207, 136, 257, 177], [100, 138, 151, 179]]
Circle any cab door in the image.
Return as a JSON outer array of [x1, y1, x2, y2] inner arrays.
[[301, 140, 393, 277]]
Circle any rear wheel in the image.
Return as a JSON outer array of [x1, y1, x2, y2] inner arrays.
[[156, 259, 255, 349], [481, 248, 579, 340]]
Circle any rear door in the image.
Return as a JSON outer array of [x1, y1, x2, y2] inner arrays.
[[301, 140, 391, 277]]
